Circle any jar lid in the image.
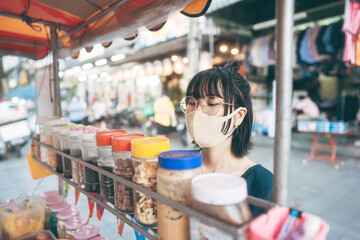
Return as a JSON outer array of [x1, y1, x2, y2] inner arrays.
[[65, 216, 89, 230], [49, 201, 71, 213], [58, 207, 80, 220], [70, 128, 83, 137], [91, 237, 109, 240], [191, 173, 248, 205], [45, 195, 64, 205], [60, 126, 72, 134], [96, 130, 127, 146], [40, 190, 58, 199], [111, 133, 145, 152], [74, 225, 99, 240], [158, 150, 202, 170], [131, 137, 170, 158]]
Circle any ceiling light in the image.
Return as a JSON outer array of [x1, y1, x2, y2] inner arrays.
[[231, 48, 239, 55], [219, 45, 228, 53], [79, 76, 87, 82], [82, 63, 93, 70], [99, 72, 108, 78], [95, 59, 108, 66], [252, 12, 307, 31], [183, 57, 189, 63], [171, 55, 178, 62], [111, 53, 125, 62], [88, 73, 98, 80], [72, 66, 81, 73]]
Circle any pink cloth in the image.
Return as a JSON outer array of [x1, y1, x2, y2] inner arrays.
[[342, 0, 360, 63], [295, 97, 320, 119]]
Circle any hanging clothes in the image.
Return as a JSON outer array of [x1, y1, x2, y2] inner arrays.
[[342, 0, 360, 64]]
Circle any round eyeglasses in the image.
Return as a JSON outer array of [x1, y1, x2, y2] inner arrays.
[[180, 96, 238, 116]]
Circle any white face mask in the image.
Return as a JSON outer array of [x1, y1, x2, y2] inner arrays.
[[185, 108, 244, 148]]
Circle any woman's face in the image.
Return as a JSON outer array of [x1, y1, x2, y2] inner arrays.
[[185, 95, 227, 117]]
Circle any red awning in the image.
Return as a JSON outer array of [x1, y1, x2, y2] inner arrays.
[[0, 0, 211, 59]]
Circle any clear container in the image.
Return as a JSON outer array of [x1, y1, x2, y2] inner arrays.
[[157, 150, 203, 240], [190, 174, 252, 240], [82, 132, 100, 193], [52, 126, 64, 173], [0, 196, 45, 240], [65, 216, 89, 240], [111, 133, 145, 213], [60, 126, 73, 178], [131, 137, 170, 228], [74, 225, 100, 240], [49, 201, 71, 237], [57, 207, 80, 239], [46, 124, 56, 169], [69, 128, 84, 186], [45, 195, 64, 230], [96, 130, 126, 203]]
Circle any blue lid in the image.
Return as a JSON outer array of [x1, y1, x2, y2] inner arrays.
[[158, 150, 202, 170]]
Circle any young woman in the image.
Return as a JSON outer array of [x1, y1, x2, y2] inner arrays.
[[180, 62, 273, 217]]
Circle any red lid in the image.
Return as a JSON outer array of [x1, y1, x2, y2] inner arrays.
[[96, 130, 126, 146], [111, 133, 146, 151]]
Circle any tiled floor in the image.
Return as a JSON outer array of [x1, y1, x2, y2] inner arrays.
[[0, 133, 359, 239]]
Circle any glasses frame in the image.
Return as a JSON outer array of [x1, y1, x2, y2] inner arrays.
[[180, 96, 239, 116]]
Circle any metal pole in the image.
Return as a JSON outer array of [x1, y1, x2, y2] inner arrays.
[[50, 26, 62, 117], [274, 0, 294, 205]]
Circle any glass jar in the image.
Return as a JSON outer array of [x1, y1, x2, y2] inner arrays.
[[69, 128, 84, 186], [82, 130, 100, 193], [74, 225, 100, 240], [44, 195, 64, 230], [96, 130, 126, 203], [65, 216, 89, 240], [157, 150, 203, 240], [60, 126, 73, 178], [57, 207, 80, 238], [190, 173, 252, 240], [49, 201, 71, 237], [131, 137, 170, 228], [111, 133, 145, 213], [52, 126, 64, 173]]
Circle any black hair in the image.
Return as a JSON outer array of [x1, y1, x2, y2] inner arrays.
[[186, 61, 253, 158]]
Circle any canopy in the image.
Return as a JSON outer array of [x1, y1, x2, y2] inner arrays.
[[4, 84, 36, 100], [0, 0, 211, 59]]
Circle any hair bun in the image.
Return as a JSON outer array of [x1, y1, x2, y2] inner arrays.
[[224, 61, 240, 73]]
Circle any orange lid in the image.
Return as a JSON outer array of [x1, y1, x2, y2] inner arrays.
[[111, 133, 146, 152], [96, 130, 126, 146]]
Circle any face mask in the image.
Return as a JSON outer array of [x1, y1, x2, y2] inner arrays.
[[185, 108, 244, 148]]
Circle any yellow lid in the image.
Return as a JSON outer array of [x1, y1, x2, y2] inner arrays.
[[131, 137, 170, 158]]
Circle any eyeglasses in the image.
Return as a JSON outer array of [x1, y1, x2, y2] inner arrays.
[[180, 96, 238, 116]]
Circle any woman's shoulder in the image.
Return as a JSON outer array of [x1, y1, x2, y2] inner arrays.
[[242, 164, 273, 181]]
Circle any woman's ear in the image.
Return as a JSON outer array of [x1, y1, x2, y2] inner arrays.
[[235, 108, 247, 126]]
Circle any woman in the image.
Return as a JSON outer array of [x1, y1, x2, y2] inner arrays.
[[180, 62, 273, 217]]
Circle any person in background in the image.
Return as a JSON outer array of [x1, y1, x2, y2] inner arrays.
[[153, 90, 177, 137], [294, 93, 320, 121], [180, 62, 273, 217], [67, 96, 87, 124], [92, 96, 107, 128]]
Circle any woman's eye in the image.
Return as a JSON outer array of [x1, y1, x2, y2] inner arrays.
[[188, 102, 196, 106]]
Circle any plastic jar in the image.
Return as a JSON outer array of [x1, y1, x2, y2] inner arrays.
[[52, 126, 64, 173], [74, 225, 100, 240], [65, 216, 89, 240], [57, 207, 80, 238], [44, 195, 64, 230], [96, 130, 126, 203], [49, 201, 71, 237], [60, 126, 73, 178], [111, 133, 145, 213], [82, 128, 100, 193], [131, 137, 170, 228], [69, 127, 84, 186], [157, 150, 203, 240], [190, 173, 252, 240]]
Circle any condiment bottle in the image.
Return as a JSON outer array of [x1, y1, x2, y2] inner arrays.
[[96, 130, 126, 203], [111, 133, 145, 213], [74, 225, 100, 240], [82, 127, 100, 193], [57, 207, 80, 238], [157, 150, 203, 240], [59, 126, 73, 178], [69, 127, 85, 186], [65, 216, 89, 240], [190, 173, 252, 240], [131, 137, 170, 228], [44, 195, 64, 230], [52, 126, 64, 173], [49, 201, 71, 237]]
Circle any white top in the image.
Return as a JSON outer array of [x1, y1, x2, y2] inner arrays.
[[191, 173, 248, 205]]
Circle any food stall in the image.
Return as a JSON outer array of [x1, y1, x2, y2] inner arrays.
[[0, 0, 330, 239]]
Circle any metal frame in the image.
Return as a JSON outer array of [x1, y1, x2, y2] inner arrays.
[[32, 138, 277, 239]]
